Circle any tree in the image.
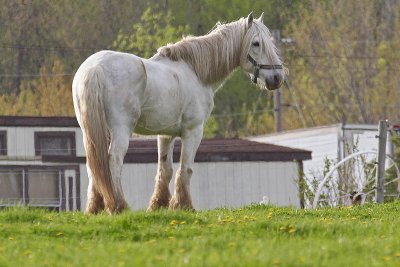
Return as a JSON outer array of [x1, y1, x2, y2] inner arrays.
[[113, 7, 189, 58], [284, 0, 400, 127], [0, 59, 74, 116]]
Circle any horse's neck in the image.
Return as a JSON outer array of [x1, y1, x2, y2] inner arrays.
[[199, 23, 244, 84], [154, 20, 246, 86]]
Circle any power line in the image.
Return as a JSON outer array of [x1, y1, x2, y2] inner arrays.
[[0, 44, 106, 52], [288, 52, 400, 61], [0, 73, 74, 78]]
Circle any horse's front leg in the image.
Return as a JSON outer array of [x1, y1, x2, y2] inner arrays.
[[148, 135, 175, 211], [169, 125, 203, 210]]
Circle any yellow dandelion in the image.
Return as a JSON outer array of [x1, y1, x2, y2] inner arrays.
[[8, 237, 14, 240], [394, 252, 400, 257], [383, 256, 391, 261], [23, 250, 32, 256], [273, 258, 280, 265], [56, 232, 63, 237], [170, 220, 178, 226], [168, 236, 176, 240], [180, 221, 186, 225]]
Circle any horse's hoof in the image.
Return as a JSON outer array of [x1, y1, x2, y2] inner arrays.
[[105, 200, 129, 215], [147, 194, 171, 211], [168, 196, 194, 211]]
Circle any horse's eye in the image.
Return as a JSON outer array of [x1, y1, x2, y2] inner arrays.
[[252, 41, 260, 47]]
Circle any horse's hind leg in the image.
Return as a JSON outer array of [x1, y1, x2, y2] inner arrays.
[[148, 135, 175, 211], [86, 166, 105, 213], [106, 125, 130, 213]]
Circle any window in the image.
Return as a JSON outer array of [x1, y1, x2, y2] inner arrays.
[[0, 131, 6, 155], [35, 132, 76, 156], [0, 167, 80, 211], [0, 170, 23, 204], [28, 170, 60, 206]]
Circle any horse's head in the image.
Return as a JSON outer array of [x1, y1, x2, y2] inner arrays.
[[240, 12, 285, 90]]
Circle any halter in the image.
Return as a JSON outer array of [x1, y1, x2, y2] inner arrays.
[[247, 54, 282, 83]]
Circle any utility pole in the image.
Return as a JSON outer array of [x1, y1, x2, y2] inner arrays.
[[272, 30, 282, 132], [375, 120, 388, 203]]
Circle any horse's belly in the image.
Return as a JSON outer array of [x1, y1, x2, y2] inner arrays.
[[134, 112, 181, 136]]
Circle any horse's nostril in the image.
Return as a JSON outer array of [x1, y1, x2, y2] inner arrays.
[[273, 74, 280, 83]]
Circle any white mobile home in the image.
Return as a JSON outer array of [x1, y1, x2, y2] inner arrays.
[[0, 116, 311, 211], [249, 124, 390, 180]]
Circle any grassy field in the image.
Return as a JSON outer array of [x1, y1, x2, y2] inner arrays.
[[1, 203, 400, 267]]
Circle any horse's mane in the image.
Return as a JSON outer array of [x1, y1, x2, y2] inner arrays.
[[152, 17, 273, 85]]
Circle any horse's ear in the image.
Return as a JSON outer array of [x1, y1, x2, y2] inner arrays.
[[258, 12, 264, 24], [247, 12, 254, 27]]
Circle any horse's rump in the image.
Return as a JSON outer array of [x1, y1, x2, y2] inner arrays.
[[76, 66, 118, 211]]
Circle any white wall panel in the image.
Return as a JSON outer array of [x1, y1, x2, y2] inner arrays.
[[79, 161, 300, 211]]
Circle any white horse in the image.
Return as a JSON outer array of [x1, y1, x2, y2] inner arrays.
[[72, 12, 284, 214]]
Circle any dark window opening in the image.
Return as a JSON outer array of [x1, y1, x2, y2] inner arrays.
[[0, 131, 7, 155], [35, 132, 76, 156]]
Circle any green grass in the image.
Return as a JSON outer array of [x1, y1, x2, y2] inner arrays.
[[1, 203, 400, 267]]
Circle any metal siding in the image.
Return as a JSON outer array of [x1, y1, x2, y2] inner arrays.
[[276, 162, 286, 205], [260, 162, 274, 205], [242, 162, 254, 205], [206, 162, 217, 209], [79, 165, 88, 209], [231, 162, 243, 208], [122, 165, 138, 210], [249, 162, 260, 204], [251, 128, 340, 180], [283, 163, 299, 206], [270, 163, 280, 205], [75, 130, 85, 156], [77, 161, 300, 211], [196, 164, 210, 209], [224, 162, 235, 208]]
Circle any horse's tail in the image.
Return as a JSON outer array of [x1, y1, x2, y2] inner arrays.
[[77, 66, 117, 211]]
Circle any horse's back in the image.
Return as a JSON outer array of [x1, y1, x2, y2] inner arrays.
[[74, 50, 146, 86]]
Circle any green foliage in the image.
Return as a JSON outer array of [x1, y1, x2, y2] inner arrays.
[[1, 203, 400, 266], [113, 7, 189, 58], [203, 115, 219, 138], [213, 71, 275, 137]]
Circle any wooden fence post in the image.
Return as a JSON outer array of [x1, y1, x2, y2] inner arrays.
[[375, 120, 388, 203]]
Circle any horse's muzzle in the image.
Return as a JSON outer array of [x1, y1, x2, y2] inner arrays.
[[265, 73, 283, 90]]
